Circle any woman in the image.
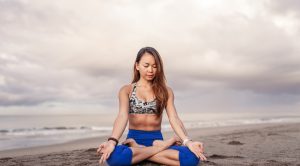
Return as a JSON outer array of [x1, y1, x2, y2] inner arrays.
[[97, 47, 207, 166]]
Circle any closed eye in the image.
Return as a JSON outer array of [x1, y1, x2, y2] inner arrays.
[[143, 63, 157, 68]]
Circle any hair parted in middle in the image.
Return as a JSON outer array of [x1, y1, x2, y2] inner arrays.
[[131, 47, 169, 115]]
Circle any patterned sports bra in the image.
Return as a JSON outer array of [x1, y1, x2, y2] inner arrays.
[[129, 83, 158, 114]]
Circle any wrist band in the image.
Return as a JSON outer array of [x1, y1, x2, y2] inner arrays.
[[107, 137, 118, 146], [183, 138, 192, 146]]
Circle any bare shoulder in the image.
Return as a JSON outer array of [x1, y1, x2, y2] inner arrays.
[[119, 83, 134, 96], [119, 84, 130, 94], [166, 86, 175, 100], [166, 86, 174, 94], [166, 86, 175, 104]]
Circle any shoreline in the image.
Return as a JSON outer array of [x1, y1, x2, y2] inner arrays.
[[1, 114, 300, 155], [1, 122, 298, 157], [0, 123, 276, 157]]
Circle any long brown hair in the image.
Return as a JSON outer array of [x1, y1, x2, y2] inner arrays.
[[131, 47, 169, 115]]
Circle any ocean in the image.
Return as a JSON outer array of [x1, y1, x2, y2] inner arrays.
[[0, 112, 300, 151]]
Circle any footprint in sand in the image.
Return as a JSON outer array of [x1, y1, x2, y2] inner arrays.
[[228, 140, 244, 145], [208, 154, 244, 159]]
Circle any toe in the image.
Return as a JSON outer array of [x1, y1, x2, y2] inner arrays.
[[122, 139, 130, 144]]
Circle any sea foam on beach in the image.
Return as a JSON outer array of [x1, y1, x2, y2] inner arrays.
[[1, 113, 300, 151]]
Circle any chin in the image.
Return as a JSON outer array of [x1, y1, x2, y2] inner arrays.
[[145, 77, 155, 81]]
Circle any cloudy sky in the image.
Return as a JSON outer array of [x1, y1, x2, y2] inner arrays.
[[0, 0, 299, 115]]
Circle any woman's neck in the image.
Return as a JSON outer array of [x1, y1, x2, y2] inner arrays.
[[136, 79, 153, 88]]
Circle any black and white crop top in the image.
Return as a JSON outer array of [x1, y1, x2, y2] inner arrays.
[[129, 83, 158, 114]]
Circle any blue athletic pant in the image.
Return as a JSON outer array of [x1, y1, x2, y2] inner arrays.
[[106, 129, 200, 166]]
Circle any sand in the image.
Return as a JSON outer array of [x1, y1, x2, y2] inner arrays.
[[0, 122, 300, 166]]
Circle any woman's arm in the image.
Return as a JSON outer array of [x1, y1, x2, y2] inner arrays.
[[165, 87, 207, 160], [98, 85, 130, 164], [109, 85, 130, 142], [165, 87, 189, 141]]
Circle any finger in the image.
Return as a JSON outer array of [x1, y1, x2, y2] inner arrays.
[[199, 146, 204, 153], [196, 150, 203, 161], [196, 149, 202, 155], [102, 153, 107, 164], [202, 154, 207, 161], [99, 152, 103, 163], [192, 150, 200, 158], [96, 146, 101, 154], [199, 153, 206, 161], [100, 153, 106, 164], [197, 147, 203, 154], [99, 156, 103, 164], [96, 148, 102, 155], [103, 153, 109, 163], [196, 143, 204, 153], [194, 148, 204, 159], [196, 150, 202, 159], [196, 147, 203, 154], [98, 150, 104, 157], [97, 144, 105, 154], [199, 153, 207, 161], [97, 147, 105, 155], [199, 155, 204, 161], [200, 144, 204, 152], [106, 152, 111, 160], [99, 157, 104, 165]]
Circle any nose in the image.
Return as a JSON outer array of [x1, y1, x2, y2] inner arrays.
[[148, 67, 153, 72]]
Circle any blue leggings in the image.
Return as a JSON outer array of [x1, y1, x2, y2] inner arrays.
[[106, 129, 200, 166]]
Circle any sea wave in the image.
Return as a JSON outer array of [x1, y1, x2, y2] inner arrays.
[[0, 116, 299, 151], [182, 116, 300, 129], [0, 126, 112, 137], [1, 116, 299, 137]]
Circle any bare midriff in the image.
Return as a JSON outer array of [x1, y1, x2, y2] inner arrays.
[[128, 114, 162, 131]]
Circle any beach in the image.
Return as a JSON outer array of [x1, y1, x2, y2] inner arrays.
[[0, 122, 299, 166]]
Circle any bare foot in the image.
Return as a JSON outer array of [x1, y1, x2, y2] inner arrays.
[[153, 136, 180, 148], [122, 138, 145, 148], [152, 135, 181, 147], [173, 135, 182, 145], [173, 135, 181, 142], [152, 140, 164, 147]]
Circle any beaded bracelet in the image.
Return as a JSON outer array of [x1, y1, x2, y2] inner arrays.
[[107, 137, 119, 146]]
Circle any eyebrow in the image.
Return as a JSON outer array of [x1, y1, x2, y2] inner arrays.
[[143, 63, 156, 65]]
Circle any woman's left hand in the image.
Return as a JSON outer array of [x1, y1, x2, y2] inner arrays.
[[186, 141, 207, 161]]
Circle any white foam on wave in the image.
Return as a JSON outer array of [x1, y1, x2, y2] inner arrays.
[[1, 116, 299, 151], [182, 116, 300, 129]]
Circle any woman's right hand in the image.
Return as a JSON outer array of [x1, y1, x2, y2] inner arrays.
[[97, 141, 116, 164]]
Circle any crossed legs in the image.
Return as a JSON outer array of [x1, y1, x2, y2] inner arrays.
[[123, 137, 181, 166]]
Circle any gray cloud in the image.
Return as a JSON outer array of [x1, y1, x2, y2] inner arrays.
[[268, 0, 300, 15], [0, 0, 299, 114]]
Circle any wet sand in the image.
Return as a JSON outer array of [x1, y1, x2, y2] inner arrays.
[[1, 123, 299, 166]]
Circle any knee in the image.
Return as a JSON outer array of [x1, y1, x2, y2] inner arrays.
[[188, 154, 200, 166], [180, 152, 200, 166], [106, 145, 132, 166]]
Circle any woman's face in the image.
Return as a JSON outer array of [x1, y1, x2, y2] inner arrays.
[[136, 53, 157, 81]]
